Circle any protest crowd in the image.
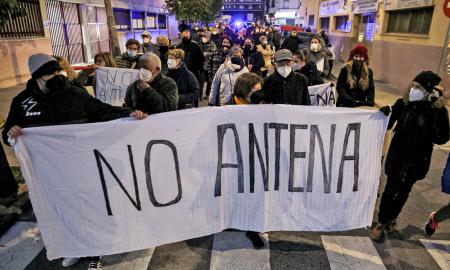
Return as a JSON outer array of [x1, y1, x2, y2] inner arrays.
[[1, 20, 450, 270]]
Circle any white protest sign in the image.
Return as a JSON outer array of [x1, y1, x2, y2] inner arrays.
[[96, 67, 140, 106], [316, 58, 325, 73], [14, 105, 388, 260], [309, 82, 336, 106]]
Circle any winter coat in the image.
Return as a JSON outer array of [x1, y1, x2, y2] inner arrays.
[[2, 76, 132, 145], [142, 43, 158, 54], [281, 36, 301, 54], [295, 61, 324, 86], [262, 70, 311, 105], [176, 40, 204, 76], [200, 41, 217, 71], [243, 48, 264, 77], [306, 49, 330, 76], [256, 44, 275, 72], [167, 63, 200, 109], [272, 31, 282, 49], [115, 53, 140, 69], [209, 64, 249, 106], [385, 93, 450, 180], [211, 33, 222, 49], [336, 63, 375, 107], [124, 73, 178, 114]]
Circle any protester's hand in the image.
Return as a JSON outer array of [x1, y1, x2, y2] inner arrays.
[[138, 80, 150, 92], [379, 106, 392, 116], [130, 110, 148, 120], [7, 125, 23, 139], [248, 64, 253, 71], [88, 64, 99, 69]]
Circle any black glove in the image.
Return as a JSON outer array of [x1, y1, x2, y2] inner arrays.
[[379, 106, 391, 116]]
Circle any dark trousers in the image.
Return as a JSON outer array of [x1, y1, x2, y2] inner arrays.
[[0, 143, 17, 198], [378, 176, 418, 224], [199, 70, 212, 99]]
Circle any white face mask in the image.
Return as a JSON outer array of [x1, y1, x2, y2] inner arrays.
[[202, 37, 208, 43], [167, 59, 178, 69], [139, 68, 153, 82], [292, 63, 301, 71], [143, 37, 150, 44], [37, 78, 49, 93], [277, 65, 292, 78], [310, 43, 320, 52], [212, 31, 218, 35], [409, 87, 425, 102]]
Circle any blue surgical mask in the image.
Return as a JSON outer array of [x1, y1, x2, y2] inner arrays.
[[127, 50, 137, 57]]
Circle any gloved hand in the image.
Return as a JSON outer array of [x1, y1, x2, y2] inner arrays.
[[379, 105, 391, 116]]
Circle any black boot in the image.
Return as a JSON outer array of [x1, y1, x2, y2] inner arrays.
[[245, 231, 264, 249]]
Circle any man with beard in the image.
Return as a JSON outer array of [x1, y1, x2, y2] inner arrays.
[[243, 38, 264, 77], [176, 29, 204, 85]]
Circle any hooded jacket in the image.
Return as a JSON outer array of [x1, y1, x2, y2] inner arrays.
[[336, 61, 375, 107], [385, 91, 450, 180], [262, 69, 311, 105], [175, 39, 204, 75], [167, 63, 200, 109], [2, 76, 132, 145], [295, 61, 324, 86], [209, 63, 249, 106], [124, 73, 179, 114]]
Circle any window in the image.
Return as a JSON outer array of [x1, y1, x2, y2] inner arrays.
[[387, 7, 433, 34], [86, 6, 110, 59], [308, 15, 315, 26], [283, 0, 289, 8], [132, 11, 145, 30], [0, 0, 44, 39], [320, 17, 330, 30], [271, 0, 275, 8], [158, 14, 167, 29], [335, 15, 351, 32], [113, 9, 131, 30], [147, 13, 157, 29]]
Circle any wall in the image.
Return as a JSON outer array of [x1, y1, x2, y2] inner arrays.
[[299, 0, 320, 28]]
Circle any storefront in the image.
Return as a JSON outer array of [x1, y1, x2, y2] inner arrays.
[[353, 0, 378, 56]]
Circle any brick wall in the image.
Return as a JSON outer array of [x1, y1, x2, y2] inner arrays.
[[0, 38, 53, 89]]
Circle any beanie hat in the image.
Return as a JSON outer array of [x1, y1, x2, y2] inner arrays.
[[413, 71, 441, 93], [28, 54, 61, 79], [349, 45, 369, 64]]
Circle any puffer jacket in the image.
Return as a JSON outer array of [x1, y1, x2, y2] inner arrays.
[[385, 92, 450, 180], [208, 64, 249, 106]]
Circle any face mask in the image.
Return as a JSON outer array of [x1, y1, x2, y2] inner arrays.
[[202, 37, 208, 43], [265, 32, 269, 36], [45, 75, 67, 92], [143, 37, 150, 44], [37, 78, 50, 93], [167, 59, 178, 69], [212, 31, 218, 35], [140, 68, 153, 82], [291, 33, 297, 37], [310, 43, 320, 52], [244, 44, 252, 50], [277, 65, 292, 78], [194, 27, 199, 31], [127, 50, 137, 57], [409, 88, 425, 102], [293, 63, 301, 71], [352, 59, 364, 71]]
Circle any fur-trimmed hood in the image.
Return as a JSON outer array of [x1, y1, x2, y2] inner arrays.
[[402, 88, 448, 108]]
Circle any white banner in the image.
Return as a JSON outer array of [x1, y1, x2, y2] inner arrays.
[[353, 0, 379, 13], [309, 83, 337, 107], [320, 0, 347, 16], [14, 105, 388, 260], [96, 67, 140, 106], [384, 0, 433, 10]]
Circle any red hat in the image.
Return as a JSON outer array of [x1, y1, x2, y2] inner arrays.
[[349, 45, 369, 64]]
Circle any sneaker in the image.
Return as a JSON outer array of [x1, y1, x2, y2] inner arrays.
[[87, 257, 103, 270], [370, 223, 385, 241], [385, 220, 403, 239], [245, 231, 265, 249], [62, 257, 80, 267], [425, 212, 439, 237]]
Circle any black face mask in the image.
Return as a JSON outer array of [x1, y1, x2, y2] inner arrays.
[[182, 38, 191, 46], [244, 44, 252, 51], [158, 46, 169, 53], [231, 56, 245, 71], [352, 60, 364, 74], [46, 75, 68, 92]]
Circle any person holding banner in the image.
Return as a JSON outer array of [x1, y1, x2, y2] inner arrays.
[[293, 50, 324, 86], [336, 45, 375, 108], [124, 53, 179, 114], [167, 49, 200, 109], [2, 53, 147, 269], [305, 36, 330, 78], [76, 52, 117, 95], [115, 39, 141, 69], [371, 71, 449, 241], [261, 49, 310, 106]]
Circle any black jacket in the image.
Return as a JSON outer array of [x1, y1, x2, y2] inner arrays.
[[385, 96, 450, 180], [243, 48, 264, 77], [2, 76, 132, 145], [124, 73, 179, 114], [176, 40, 204, 75], [262, 70, 311, 105], [167, 63, 200, 109], [336, 65, 375, 107], [281, 36, 301, 54], [295, 61, 324, 86]]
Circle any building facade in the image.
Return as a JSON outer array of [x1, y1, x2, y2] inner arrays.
[[0, 0, 177, 88], [221, 0, 265, 22], [268, 0, 301, 25], [301, 0, 449, 90]]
